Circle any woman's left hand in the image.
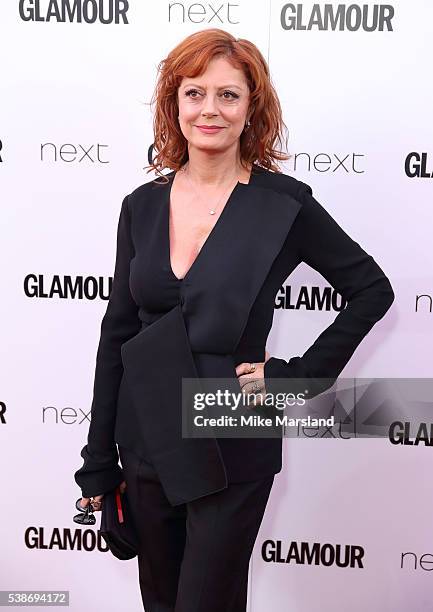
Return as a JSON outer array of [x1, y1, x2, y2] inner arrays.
[[78, 480, 127, 513], [235, 350, 270, 407]]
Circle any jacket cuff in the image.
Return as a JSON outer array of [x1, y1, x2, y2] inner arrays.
[[264, 357, 333, 399], [74, 444, 124, 498], [264, 357, 294, 397], [264, 356, 291, 379]]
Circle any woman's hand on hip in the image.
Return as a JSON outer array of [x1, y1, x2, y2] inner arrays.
[[235, 350, 270, 406]]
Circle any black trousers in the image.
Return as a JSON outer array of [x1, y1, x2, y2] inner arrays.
[[118, 445, 274, 612]]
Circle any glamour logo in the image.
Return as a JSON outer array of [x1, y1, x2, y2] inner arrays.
[[40, 142, 109, 163], [389, 421, 433, 446], [262, 540, 365, 568], [168, 1, 239, 24], [24, 274, 111, 300], [405, 152, 433, 178], [25, 527, 108, 551], [415, 293, 432, 312], [0, 401, 6, 425], [19, 0, 129, 23], [275, 285, 347, 311], [42, 405, 91, 424], [281, 3, 394, 31], [289, 152, 365, 174]]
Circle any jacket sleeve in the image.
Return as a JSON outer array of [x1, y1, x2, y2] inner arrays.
[[74, 194, 141, 497], [264, 183, 395, 397]]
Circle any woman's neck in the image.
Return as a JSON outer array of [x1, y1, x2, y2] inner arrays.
[[183, 154, 252, 187]]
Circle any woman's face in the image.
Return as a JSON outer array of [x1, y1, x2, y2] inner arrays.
[[177, 55, 251, 156]]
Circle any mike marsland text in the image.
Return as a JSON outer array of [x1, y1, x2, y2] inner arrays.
[[193, 415, 335, 428]]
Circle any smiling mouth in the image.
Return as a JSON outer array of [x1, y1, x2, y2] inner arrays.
[[195, 125, 225, 132]]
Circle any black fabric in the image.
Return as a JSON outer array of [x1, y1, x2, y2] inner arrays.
[[99, 485, 139, 560], [264, 185, 395, 397], [74, 165, 394, 499], [118, 445, 274, 612]]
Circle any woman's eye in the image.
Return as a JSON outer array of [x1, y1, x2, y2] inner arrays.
[[184, 89, 239, 100], [222, 91, 239, 100]]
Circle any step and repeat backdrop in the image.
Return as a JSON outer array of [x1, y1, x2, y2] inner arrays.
[[1, 1, 432, 610]]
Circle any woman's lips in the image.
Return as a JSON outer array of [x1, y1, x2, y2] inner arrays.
[[195, 126, 224, 134]]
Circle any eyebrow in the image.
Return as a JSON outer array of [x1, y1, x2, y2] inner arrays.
[[182, 83, 243, 90]]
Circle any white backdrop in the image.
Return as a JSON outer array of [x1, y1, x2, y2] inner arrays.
[[1, 1, 432, 610]]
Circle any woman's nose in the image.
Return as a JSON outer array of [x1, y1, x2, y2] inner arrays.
[[201, 95, 219, 115]]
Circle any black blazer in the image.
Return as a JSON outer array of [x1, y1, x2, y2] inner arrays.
[[74, 164, 394, 505]]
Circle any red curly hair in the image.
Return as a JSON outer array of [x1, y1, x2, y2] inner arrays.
[[146, 28, 290, 181]]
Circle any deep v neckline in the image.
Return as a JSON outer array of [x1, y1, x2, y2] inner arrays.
[[165, 171, 249, 283]]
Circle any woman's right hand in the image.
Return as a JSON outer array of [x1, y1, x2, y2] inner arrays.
[[78, 480, 127, 512]]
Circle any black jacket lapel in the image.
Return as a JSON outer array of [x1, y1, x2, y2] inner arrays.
[[120, 304, 228, 506]]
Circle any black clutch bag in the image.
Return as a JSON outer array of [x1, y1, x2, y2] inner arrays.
[[99, 485, 139, 560]]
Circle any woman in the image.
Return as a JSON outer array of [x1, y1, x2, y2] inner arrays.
[[74, 28, 394, 611]]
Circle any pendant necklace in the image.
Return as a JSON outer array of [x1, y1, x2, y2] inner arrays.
[[180, 163, 240, 216]]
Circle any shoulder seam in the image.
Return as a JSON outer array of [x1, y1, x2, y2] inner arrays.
[[296, 181, 313, 201]]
